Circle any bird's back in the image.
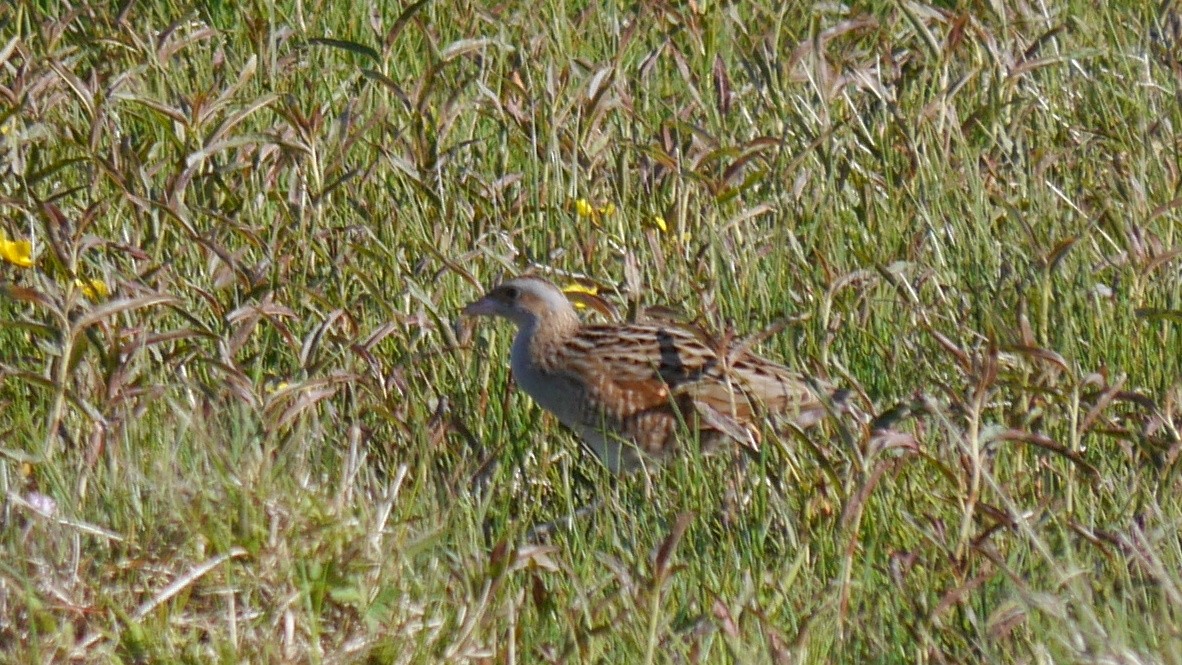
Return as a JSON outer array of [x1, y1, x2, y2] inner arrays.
[[527, 322, 829, 470]]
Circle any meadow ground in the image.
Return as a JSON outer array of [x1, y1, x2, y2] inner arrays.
[[1, 1, 1181, 662]]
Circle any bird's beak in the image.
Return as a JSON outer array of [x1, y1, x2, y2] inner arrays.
[[462, 295, 498, 317]]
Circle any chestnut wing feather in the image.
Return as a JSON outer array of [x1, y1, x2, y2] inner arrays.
[[554, 325, 759, 455], [581, 323, 826, 414], [563, 325, 720, 411], [549, 323, 831, 459]]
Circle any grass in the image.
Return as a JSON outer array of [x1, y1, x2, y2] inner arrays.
[[1, 0, 1181, 661]]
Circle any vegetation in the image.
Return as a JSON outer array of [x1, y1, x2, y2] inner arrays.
[[2, 1, 1180, 661]]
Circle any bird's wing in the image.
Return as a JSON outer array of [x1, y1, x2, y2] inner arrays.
[[556, 324, 752, 441], [549, 325, 701, 459], [576, 323, 829, 415], [550, 323, 835, 458], [554, 326, 685, 421], [725, 356, 830, 424]]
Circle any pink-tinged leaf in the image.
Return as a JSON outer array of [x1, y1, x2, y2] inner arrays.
[[566, 291, 619, 321], [667, 44, 704, 108], [2, 285, 58, 312], [597, 553, 638, 596], [307, 37, 380, 63], [206, 93, 278, 145], [1043, 235, 1078, 272], [1112, 390, 1157, 410], [1004, 344, 1068, 371], [829, 268, 878, 295], [267, 373, 358, 430], [358, 321, 400, 352], [653, 512, 694, 583], [712, 54, 732, 116], [361, 69, 412, 109], [932, 568, 995, 619], [1079, 378, 1125, 436], [73, 294, 178, 332], [586, 65, 614, 102], [384, 0, 430, 48], [712, 597, 739, 638], [113, 93, 190, 124], [48, 59, 94, 118], [867, 429, 920, 457], [723, 203, 775, 230], [509, 544, 561, 573], [985, 428, 1099, 479], [0, 36, 18, 67], [301, 309, 348, 369], [1144, 248, 1182, 276], [1136, 308, 1182, 323], [440, 38, 500, 62], [925, 327, 971, 371], [721, 141, 776, 184], [157, 23, 216, 62]]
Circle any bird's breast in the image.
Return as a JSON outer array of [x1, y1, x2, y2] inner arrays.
[[509, 334, 584, 426]]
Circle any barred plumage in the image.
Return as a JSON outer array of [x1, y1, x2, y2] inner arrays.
[[464, 276, 837, 473]]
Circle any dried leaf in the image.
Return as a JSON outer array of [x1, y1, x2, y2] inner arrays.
[[712, 54, 732, 116], [653, 512, 694, 583], [440, 38, 500, 62], [307, 37, 380, 63], [73, 294, 178, 332]]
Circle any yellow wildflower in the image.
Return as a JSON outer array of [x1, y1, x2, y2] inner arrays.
[[562, 282, 599, 309], [563, 282, 598, 296], [572, 198, 616, 222], [645, 215, 691, 243], [0, 234, 34, 268], [75, 278, 110, 300], [574, 198, 595, 218]]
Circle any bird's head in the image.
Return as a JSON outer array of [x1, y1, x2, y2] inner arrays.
[[463, 277, 577, 331]]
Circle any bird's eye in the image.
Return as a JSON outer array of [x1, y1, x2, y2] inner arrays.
[[503, 286, 519, 300]]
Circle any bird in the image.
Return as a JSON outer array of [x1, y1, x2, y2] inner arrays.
[[463, 276, 843, 473]]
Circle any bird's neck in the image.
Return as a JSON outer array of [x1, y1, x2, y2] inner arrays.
[[511, 307, 579, 371]]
